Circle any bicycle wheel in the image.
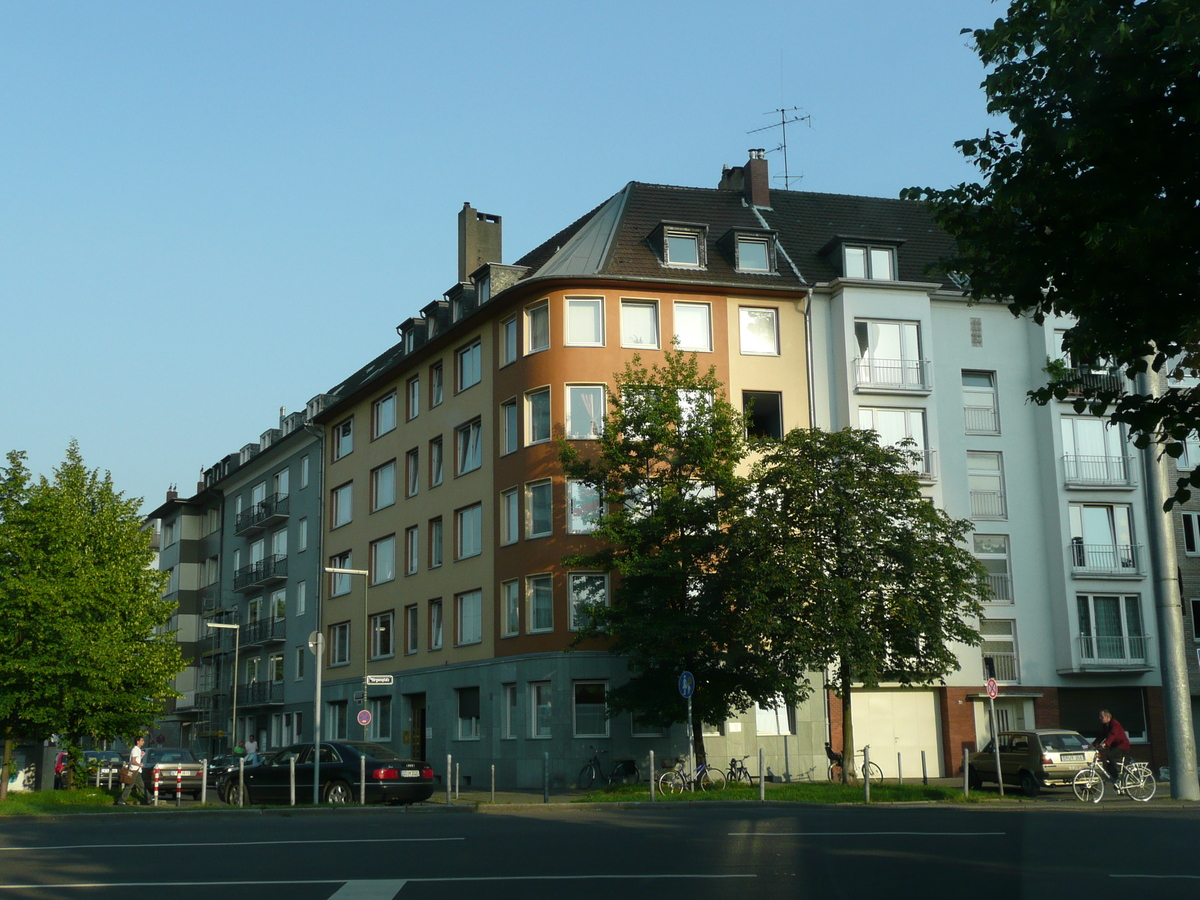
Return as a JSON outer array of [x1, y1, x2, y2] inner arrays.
[[699, 768, 726, 791], [732, 765, 751, 785], [827, 763, 841, 783], [577, 765, 597, 790], [1073, 766, 1104, 803], [866, 762, 884, 786], [659, 770, 685, 794], [1124, 765, 1156, 802]]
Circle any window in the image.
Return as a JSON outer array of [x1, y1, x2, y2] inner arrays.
[[404, 605, 418, 654], [501, 400, 518, 454], [621, 300, 659, 348], [429, 518, 443, 568], [502, 580, 520, 636], [325, 701, 347, 740], [270, 589, 286, 620], [297, 518, 308, 552], [526, 388, 551, 444], [332, 418, 353, 460], [429, 599, 443, 650], [1077, 594, 1147, 662], [1183, 513, 1200, 556], [859, 407, 933, 478], [503, 684, 518, 739], [980, 618, 1019, 682], [246, 657, 261, 684], [968, 451, 1006, 518], [531, 682, 553, 737], [477, 272, 491, 305], [456, 340, 481, 392], [1177, 435, 1200, 470], [566, 385, 605, 439], [371, 462, 396, 511], [743, 391, 783, 440], [526, 300, 550, 354], [372, 611, 395, 659], [843, 244, 895, 280], [406, 377, 420, 421], [373, 392, 397, 438], [754, 699, 795, 736], [631, 713, 664, 738], [854, 320, 926, 389], [456, 504, 482, 559], [672, 302, 712, 352], [1069, 504, 1138, 573], [526, 480, 552, 538], [328, 622, 350, 666], [331, 483, 353, 528], [458, 687, 481, 740], [300, 456, 310, 489], [500, 316, 518, 366], [271, 528, 287, 559], [162, 520, 180, 548], [296, 581, 306, 616], [370, 535, 396, 585], [456, 590, 482, 645], [429, 437, 444, 487], [665, 229, 702, 267], [565, 297, 604, 346], [573, 683, 608, 737], [569, 573, 608, 630], [329, 551, 352, 597], [456, 420, 482, 474], [430, 362, 444, 407], [405, 526, 419, 576], [501, 489, 519, 545], [736, 236, 771, 272], [739, 307, 779, 356], [567, 481, 602, 534], [405, 449, 420, 497], [962, 371, 999, 433], [527, 574, 553, 633], [295, 646, 305, 681], [368, 697, 391, 741], [974, 535, 1013, 603], [1061, 417, 1130, 485]]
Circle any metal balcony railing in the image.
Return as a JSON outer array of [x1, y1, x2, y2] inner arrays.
[[1069, 541, 1143, 575], [1077, 634, 1151, 666], [984, 573, 1013, 603], [970, 490, 1006, 519], [908, 448, 938, 480], [982, 651, 1019, 682], [963, 405, 1000, 434], [1063, 454, 1134, 487], [853, 357, 932, 391], [233, 554, 288, 592], [243, 617, 286, 646], [1064, 366, 1125, 395], [234, 493, 290, 535], [239, 681, 285, 706]]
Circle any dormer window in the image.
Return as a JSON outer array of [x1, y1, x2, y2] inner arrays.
[[736, 237, 771, 272], [476, 272, 491, 305], [402, 327, 414, 353], [666, 230, 701, 267], [844, 245, 895, 280], [648, 222, 708, 269]]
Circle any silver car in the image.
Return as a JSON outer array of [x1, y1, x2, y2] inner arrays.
[[969, 729, 1098, 796]]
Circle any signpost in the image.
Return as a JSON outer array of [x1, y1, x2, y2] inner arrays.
[[308, 631, 324, 805], [357, 709, 372, 728], [679, 671, 695, 791], [986, 676, 1003, 797], [366, 675, 394, 686]]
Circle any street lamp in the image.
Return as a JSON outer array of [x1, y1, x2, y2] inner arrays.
[[206, 622, 240, 754], [325, 567, 370, 742]]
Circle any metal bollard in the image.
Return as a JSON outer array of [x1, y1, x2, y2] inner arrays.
[[897, 753, 903, 786], [200, 760, 207, 805], [759, 748, 765, 802], [864, 746, 871, 804], [95, 766, 101, 788], [153, 768, 160, 806], [290, 757, 296, 806], [649, 751, 655, 802], [543, 752, 549, 804], [238, 757, 245, 807], [455, 762, 459, 800], [107, 765, 113, 791], [921, 750, 928, 786], [175, 767, 182, 807], [963, 747, 970, 798], [490, 765, 495, 804], [445, 754, 452, 806], [360, 754, 366, 806]]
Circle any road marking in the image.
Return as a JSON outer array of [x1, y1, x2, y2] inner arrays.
[[0, 875, 756, 891], [728, 831, 1006, 837], [0, 837, 464, 852], [1110, 874, 1200, 880], [329, 881, 408, 899]]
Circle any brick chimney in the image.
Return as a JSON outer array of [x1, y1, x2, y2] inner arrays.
[[719, 150, 770, 208], [458, 202, 502, 282]]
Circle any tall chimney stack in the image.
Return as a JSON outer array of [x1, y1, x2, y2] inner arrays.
[[458, 202, 502, 282], [745, 149, 770, 208]]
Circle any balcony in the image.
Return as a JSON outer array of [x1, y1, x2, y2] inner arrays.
[[982, 651, 1019, 683], [853, 358, 932, 393], [1061, 366, 1125, 396], [970, 490, 1007, 519], [1069, 541, 1144, 576], [200, 589, 225, 616], [233, 554, 288, 592], [243, 617, 286, 647], [963, 405, 1000, 435], [1063, 454, 1135, 488], [1076, 634, 1152, 669], [984, 573, 1013, 603], [234, 493, 290, 536], [200, 632, 226, 657], [240, 681, 284, 707], [908, 449, 938, 481]]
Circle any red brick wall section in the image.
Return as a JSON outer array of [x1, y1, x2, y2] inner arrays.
[[1144, 687, 1167, 771], [1033, 688, 1060, 729], [827, 690, 843, 752], [939, 687, 977, 776]]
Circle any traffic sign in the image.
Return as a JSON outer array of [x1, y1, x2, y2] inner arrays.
[[678, 671, 695, 699], [366, 675, 394, 685], [986, 678, 998, 699], [357, 709, 372, 727]]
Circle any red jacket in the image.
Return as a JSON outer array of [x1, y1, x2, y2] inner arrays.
[[1095, 717, 1131, 751]]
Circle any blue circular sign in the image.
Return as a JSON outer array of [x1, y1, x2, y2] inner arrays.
[[678, 671, 695, 698]]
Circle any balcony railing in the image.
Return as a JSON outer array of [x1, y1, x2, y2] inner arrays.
[[1063, 454, 1134, 487], [1069, 541, 1143, 575], [234, 493, 290, 535], [853, 357, 932, 392], [1063, 366, 1125, 396], [243, 617, 286, 647], [233, 554, 288, 592], [984, 573, 1013, 603], [970, 490, 1006, 519], [963, 405, 1000, 434], [982, 651, 1019, 682], [908, 448, 938, 481], [1077, 634, 1151, 667], [240, 681, 285, 706]]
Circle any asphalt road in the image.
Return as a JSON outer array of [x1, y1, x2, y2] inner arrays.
[[2, 802, 1198, 899]]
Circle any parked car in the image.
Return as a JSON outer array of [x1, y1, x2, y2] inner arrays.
[[142, 748, 206, 799], [206, 754, 240, 801], [221, 741, 435, 806], [968, 729, 1098, 796], [53, 750, 123, 788]]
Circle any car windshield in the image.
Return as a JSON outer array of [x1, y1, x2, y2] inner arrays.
[[343, 742, 404, 761], [1040, 733, 1090, 751], [146, 750, 198, 764]]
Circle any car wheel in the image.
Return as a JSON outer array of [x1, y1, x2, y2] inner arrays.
[[225, 782, 249, 806], [1019, 771, 1040, 798], [324, 780, 354, 805], [967, 765, 983, 790]]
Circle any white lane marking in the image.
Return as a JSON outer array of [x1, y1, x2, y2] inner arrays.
[[329, 880, 408, 899], [729, 831, 1006, 837], [0, 875, 756, 891], [0, 837, 463, 852], [1110, 874, 1200, 880]]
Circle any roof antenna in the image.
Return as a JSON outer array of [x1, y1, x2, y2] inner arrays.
[[748, 107, 811, 190]]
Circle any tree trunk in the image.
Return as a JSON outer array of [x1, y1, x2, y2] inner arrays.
[[691, 707, 707, 768], [839, 661, 858, 784], [0, 735, 10, 802]]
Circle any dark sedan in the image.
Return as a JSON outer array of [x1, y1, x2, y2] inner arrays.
[[222, 741, 435, 806]]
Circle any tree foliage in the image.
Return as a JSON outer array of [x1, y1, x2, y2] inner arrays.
[[0, 443, 182, 785], [903, 0, 1200, 504]]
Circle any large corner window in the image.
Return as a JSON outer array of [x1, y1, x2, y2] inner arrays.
[[854, 320, 927, 390]]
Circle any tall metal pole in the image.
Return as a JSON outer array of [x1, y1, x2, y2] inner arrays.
[[231, 625, 239, 754], [310, 631, 324, 805], [363, 577, 370, 741]]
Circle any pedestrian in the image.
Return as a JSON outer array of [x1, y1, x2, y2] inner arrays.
[[234, 740, 246, 759], [116, 736, 150, 806], [244, 736, 258, 765]]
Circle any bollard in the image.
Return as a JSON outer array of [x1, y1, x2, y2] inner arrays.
[[201, 760, 208, 805], [543, 752, 549, 804], [649, 751, 655, 802], [863, 746, 871, 804], [921, 750, 928, 786], [360, 754, 366, 806], [759, 748, 765, 802], [238, 757, 245, 808], [176, 767, 182, 807], [153, 768, 160, 806], [962, 747, 969, 798], [455, 762, 460, 800], [107, 765, 114, 791], [491, 765, 495, 804], [897, 753, 903, 786], [290, 757, 296, 806], [95, 766, 101, 788], [446, 754, 452, 806]]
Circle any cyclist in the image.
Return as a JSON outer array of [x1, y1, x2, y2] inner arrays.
[[1092, 709, 1131, 782]]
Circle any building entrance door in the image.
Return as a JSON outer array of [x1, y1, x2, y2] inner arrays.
[[408, 693, 426, 761]]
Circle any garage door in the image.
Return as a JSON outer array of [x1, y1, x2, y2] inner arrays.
[[851, 689, 943, 778]]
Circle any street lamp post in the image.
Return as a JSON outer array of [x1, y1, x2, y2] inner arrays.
[[325, 567, 371, 741], [206, 622, 240, 754]]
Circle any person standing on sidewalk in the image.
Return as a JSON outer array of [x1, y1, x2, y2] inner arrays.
[[116, 737, 150, 806]]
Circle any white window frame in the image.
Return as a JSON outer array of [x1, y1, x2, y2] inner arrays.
[[672, 301, 713, 352], [430, 361, 444, 407], [664, 229, 703, 268], [526, 300, 550, 354], [567, 480, 602, 534], [573, 682, 609, 738], [456, 420, 482, 475], [973, 534, 1013, 604], [501, 399, 518, 455], [526, 480, 553, 539], [368, 696, 391, 741], [429, 518, 443, 569], [735, 236, 771, 272], [500, 316, 518, 367], [404, 605, 418, 655], [531, 682, 553, 738], [328, 621, 351, 667], [979, 617, 1020, 683], [502, 580, 520, 637], [844, 244, 896, 280], [406, 377, 420, 421], [738, 307, 779, 356], [569, 572, 608, 631], [372, 610, 396, 659], [456, 340, 481, 392], [371, 461, 396, 512], [297, 518, 308, 552], [300, 456, 309, 489], [405, 526, 419, 576], [405, 448, 420, 497], [331, 483, 353, 529], [370, 535, 396, 585], [430, 437, 444, 487], [329, 552, 352, 597], [373, 392, 397, 439], [456, 590, 482, 646], [296, 580, 306, 616], [526, 387, 551, 445], [456, 504, 482, 560], [503, 684, 518, 739], [332, 418, 353, 460], [621, 299, 660, 349], [565, 297, 605, 347], [429, 599, 443, 650], [566, 385, 605, 439], [527, 573, 554, 633], [501, 488, 519, 545]]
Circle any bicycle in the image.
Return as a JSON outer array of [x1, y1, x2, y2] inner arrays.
[[577, 747, 641, 790], [1072, 755, 1156, 803], [825, 742, 884, 785], [726, 756, 755, 785], [658, 759, 726, 793]]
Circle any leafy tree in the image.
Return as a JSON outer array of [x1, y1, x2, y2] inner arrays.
[[560, 351, 817, 765], [741, 429, 987, 781], [0, 443, 182, 793], [902, 0, 1200, 504]]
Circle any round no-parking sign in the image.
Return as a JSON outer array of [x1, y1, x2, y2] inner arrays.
[[986, 678, 998, 699], [357, 709, 372, 727]]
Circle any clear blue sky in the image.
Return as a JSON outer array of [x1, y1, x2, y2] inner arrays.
[[0, 0, 1005, 513]]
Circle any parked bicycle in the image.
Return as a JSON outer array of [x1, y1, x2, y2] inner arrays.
[[726, 755, 755, 785], [577, 747, 641, 790], [825, 742, 884, 785], [658, 759, 726, 793], [1072, 755, 1156, 803]]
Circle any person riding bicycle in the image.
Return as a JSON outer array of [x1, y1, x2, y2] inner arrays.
[[1092, 709, 1131, 782]]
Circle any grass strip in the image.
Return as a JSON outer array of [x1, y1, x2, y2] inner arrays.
[[575, 781, 978, 804]]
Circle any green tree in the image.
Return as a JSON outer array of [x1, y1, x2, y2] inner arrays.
[[902, 0, 1200, 503], [0, 443, 182, 794], [741, 429, 987, 781], [560, 351, 817, 765]]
